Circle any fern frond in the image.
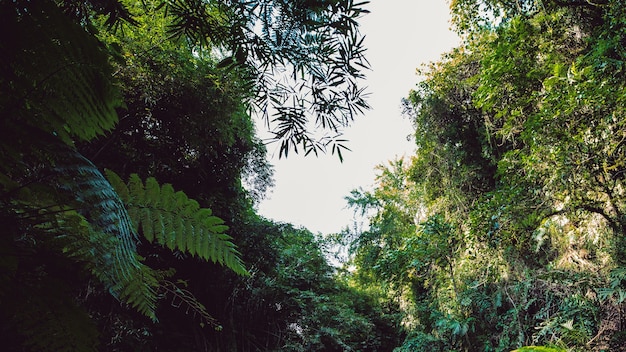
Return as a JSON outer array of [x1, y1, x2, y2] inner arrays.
[[113, 264, 160, 320], [55, 150, 138, 273], [59, 220, 159, 322], [106, 170, 249, 276], [50, 148, 160, 320]]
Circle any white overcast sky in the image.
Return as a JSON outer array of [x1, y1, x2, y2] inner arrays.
[[255, 1, 460, 234]]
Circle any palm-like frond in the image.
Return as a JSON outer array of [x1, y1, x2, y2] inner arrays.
[[52, 147, 160, 320], [106, 170, 249, 276]]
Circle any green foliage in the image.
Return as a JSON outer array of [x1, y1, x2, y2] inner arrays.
[[0, 0, 121, 146], [222, 0, 371, 159], [405, 45, 496, 219], [256, 225, 403, 351], [81, 0, 371, 160], [82, 0, 275, 212], [1, 143, 246, 348], [597, 267, 626, 303], [12, 0, 626, 350], [345, 159, 422, 290], [513, 347, 566, 352], [0, 144, 161, 323], [449, 0, 602, 37], [54, 149, 140, 278], [1, 0, 390, 351], [106, 170, 248, 276], [394, 331, 444, 352], [346, 2, 626, 352]]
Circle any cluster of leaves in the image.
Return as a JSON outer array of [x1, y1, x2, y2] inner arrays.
[[238, 223, 404, 351], [106, 171, 248, 276], [76, 0, 372, 160]]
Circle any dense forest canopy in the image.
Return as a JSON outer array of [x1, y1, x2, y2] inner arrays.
[[342, 0, 626, 350], [2, 0, 626, 351]]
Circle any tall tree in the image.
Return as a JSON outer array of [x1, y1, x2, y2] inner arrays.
[[345, 1, 626, 350]]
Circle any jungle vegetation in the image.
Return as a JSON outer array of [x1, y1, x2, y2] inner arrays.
[[341, 0, 626, 350], [2, 0, 626, 351]]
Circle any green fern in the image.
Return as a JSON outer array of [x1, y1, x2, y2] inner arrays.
[[106, 170, 249, 276], [59, 218, 159, 321], [0, 0, 157, 321], [1, 1, 245, 344], [51, 148, 161, 320]]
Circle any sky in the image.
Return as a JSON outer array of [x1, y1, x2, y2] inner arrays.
[[256, 1, 460, 234]]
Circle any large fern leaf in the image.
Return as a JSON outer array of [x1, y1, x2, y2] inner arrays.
[[59, 215, 159, 321], [106, 170, 249, 276], [52, 148, 160, 321]]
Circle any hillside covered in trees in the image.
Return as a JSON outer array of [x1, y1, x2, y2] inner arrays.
[[341, 0, 626, 350], [2, 0, 626, 351]]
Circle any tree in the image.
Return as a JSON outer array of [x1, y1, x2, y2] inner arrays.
[[345, 160, 472, 350], [345, 159, 420, 291], [343, 1, 626, 350], [253, 224, 403, 351], [403, 45, 497, 220]]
